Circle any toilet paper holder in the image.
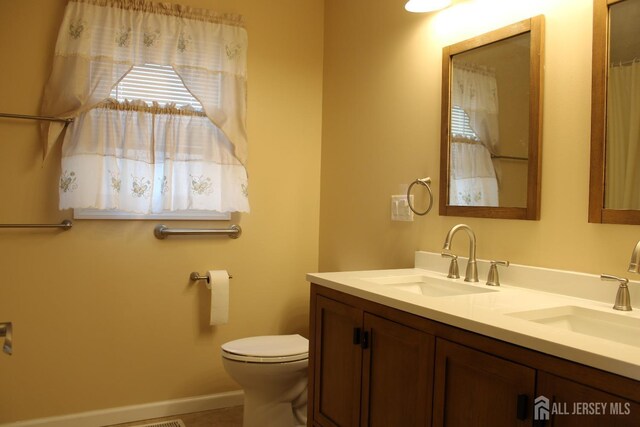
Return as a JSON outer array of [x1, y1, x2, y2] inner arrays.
[[190, 272, 233, 284]]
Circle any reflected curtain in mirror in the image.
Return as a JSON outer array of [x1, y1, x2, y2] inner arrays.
[[450, 63, 499, 206], [606, 61, 640, 210]]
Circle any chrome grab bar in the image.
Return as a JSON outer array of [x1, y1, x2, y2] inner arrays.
[[154, 224, 241, 239], [0, 220, 73, 230], [0, 112, 73, 123]]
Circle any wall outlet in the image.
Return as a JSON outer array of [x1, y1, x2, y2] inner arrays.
[[391, 195, 414, 221]]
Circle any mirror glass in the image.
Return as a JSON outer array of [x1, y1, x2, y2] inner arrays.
[[440, 17, 544, 220], [590, 0, 640, 224]]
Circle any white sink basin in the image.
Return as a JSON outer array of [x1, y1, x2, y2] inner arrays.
[[364, 275, 498, 297], [508, 306, 640, 348]]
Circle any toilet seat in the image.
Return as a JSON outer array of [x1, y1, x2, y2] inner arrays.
[[222, 334, 308, 364]]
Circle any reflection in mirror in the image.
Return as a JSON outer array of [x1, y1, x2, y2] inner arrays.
[[607, 0, 640, 209], [590, 0, 640, 224], [449, 34, 530, 208], [440, 16, 544, 220]]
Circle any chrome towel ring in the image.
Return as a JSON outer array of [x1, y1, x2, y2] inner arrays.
[[407, 177, 434, 216]]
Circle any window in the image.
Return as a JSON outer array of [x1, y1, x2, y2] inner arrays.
[[74, 208, 230, 220], [110, 64, 204, 111], [74, 64, 230, 220]]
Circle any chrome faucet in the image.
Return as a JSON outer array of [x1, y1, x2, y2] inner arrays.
[[442, 224, 478, 282], [628, 240, 640, 273]]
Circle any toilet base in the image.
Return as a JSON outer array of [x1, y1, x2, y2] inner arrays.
[[222, 357, 308, 427], [243, 382, 307, 427]]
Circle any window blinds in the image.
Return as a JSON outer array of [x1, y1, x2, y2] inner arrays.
[[110, 64, 203, 110]]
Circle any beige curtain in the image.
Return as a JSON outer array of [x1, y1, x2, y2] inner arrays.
[[40, 0, 248, 165], [606, 61, 640, 210]]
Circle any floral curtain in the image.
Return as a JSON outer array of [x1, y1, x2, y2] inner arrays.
[[41, 0, 249, 213], [449, 141, 498, 206], [450, 63, 499, 206], [606, 61, 640, 210], [59, 101, 249, 213]]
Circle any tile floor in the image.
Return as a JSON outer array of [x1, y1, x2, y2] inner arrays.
[[106, 405, 243, 427]]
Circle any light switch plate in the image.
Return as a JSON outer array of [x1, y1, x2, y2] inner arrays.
[[391, 195, 414, 221]]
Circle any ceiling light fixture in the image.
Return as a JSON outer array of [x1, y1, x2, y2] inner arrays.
[[404, 0, 452, 13]]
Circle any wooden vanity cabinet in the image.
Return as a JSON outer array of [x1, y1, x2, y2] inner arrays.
[[308, 284, 640, 427], [433, 339, 536, 426], [311, 295, 363, 427], [311, 294, 434, 427], [360, 312, 434, 426]]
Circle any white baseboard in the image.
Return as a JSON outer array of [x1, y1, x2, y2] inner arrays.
[[2, 390, 244, 427]]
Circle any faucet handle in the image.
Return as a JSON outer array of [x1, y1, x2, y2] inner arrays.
[[441, 252, 460, 279], [601, 274, 632, 311], [486, 260, 509, 287]]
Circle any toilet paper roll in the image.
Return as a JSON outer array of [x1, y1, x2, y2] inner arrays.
[[207, 270, 229, 325]]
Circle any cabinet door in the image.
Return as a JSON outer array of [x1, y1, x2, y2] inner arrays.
[[361, 313, 434, 427], [433, 338, 536, 426], [313, 296, 363, 427], [536, 371, 640, 426]]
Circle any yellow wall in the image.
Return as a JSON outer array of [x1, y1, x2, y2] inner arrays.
[[319, 0, 640, 275], [0, 0, 323, 422]]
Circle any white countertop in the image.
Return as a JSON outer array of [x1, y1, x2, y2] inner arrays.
[[307, 251, 640, 381]]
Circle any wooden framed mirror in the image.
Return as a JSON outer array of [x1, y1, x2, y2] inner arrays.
[[439, 16, 544, 220], [589, 0, 640, 224]]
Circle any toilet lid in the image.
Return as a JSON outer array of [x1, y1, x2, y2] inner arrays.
[[222, 334, 309, 363]]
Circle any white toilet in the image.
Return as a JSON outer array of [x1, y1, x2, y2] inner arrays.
[[221, 334, 309, 427]]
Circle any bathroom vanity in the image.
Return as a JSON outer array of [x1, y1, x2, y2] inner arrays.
[[306, 252, 640, 426]]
